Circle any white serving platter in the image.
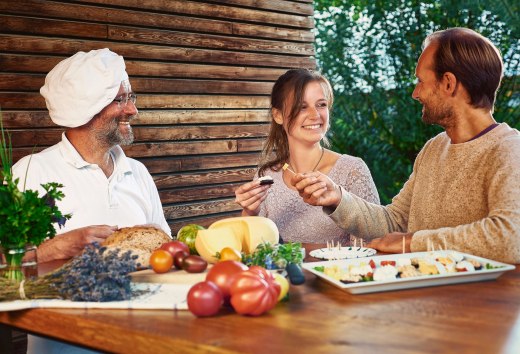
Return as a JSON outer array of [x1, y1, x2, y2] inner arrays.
[[302, 251, 515, 295], [309, 246, 376, 260]]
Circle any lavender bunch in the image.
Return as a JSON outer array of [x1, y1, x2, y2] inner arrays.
[[0, 243, 141, 302], [48, 243, 139, 301]]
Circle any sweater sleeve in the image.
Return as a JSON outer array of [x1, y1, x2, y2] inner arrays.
[[327, 144, 430, 239], [411, 135, 520, 263]]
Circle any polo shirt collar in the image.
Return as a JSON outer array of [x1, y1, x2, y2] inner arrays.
[[58, 132, 132, 174]]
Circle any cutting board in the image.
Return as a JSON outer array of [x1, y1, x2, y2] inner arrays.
[[130, 266, 212, 285]]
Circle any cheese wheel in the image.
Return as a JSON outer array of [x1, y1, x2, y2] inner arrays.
[[209, 216, 279, 254]]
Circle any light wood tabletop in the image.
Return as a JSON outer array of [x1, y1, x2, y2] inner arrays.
[[1, 246, 519, 354]]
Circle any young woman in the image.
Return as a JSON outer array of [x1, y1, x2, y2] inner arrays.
[[234, 69, 379, 244]]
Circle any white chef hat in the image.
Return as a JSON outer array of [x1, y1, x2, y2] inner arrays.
[[40, 48, 129, 128]]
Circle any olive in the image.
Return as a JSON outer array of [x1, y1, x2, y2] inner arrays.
[[173, 250, 189, 270], [182, 255, 208, 273]]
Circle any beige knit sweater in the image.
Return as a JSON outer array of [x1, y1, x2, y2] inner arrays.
[[329, 123, 520, 263]]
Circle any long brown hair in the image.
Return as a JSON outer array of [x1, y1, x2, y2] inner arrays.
[[424, 28, 503, 111], [258, 69, 333, 177]]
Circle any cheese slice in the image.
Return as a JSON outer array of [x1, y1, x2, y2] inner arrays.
[[195, 227, 242, 263]]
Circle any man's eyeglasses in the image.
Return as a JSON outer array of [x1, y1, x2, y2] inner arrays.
[[113, 93, 137, 108]]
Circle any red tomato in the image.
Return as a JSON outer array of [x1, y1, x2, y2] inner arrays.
[[369, 259, 376, 269], [160, 241, 190, 258], [248, 266, 281, 298], [173, 250, 189, 270], [381, 260, 396, 266], [229, 269, 279, 316], [149, 250, 173, 274], [187, 281, 223, 317], [206, 260, 248, 300], [182, 255, 208, 273]]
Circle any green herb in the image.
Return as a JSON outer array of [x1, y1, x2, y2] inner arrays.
[[242, 241, 303, 269], [0, 114, 71, 249], [313, 266, 325, 272], [485, 263, 504, 270]]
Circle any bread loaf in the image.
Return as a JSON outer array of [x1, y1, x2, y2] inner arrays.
[[102, 226, 171, 267]]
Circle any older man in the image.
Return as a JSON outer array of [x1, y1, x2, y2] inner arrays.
[[14, 49, 170, 264], [291, 28, 520, 263], [12, 48, 171, 352]]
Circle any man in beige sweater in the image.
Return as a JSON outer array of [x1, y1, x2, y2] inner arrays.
[[291, 28, 520, 263]]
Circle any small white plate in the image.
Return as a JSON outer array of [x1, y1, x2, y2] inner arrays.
[[309, 246, 376, 260]]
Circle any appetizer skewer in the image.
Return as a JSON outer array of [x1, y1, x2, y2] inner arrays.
[[282, 163, 296, 175]]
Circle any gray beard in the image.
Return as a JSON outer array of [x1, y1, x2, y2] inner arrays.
[[94, 118, 134, 147], [106, 124, 134, 146]]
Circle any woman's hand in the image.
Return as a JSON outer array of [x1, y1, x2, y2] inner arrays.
[[235, 180, 271, 216], [290, 172, 342, 208]]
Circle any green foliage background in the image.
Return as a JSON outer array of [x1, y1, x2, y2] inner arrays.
[[314, 0, 519, 203]]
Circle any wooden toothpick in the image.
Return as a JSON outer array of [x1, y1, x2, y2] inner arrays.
[[282, 163, 296, 175]]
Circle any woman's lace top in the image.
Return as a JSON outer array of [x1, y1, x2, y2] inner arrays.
[[259, 154, 380, 244]]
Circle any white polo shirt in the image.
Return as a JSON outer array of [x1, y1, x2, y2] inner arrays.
[[12, 133, 171, 236]]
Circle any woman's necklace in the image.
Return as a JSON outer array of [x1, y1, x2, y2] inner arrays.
[[287, 147, 324, 173]]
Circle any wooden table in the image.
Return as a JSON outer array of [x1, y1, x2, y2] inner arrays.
[[1, 248, 519, 354]]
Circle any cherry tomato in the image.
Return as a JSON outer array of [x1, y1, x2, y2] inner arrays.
[[206, 260, 248, 300], [160, 241, 190, 258], [173, 250, 189, 270], [219, 247, 242, 262], [149, 249, 173, 274], [183, 255, 208, 273], [187, 281, 223, 317]]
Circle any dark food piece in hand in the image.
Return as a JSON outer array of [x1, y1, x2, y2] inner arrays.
[[258, 176, 274, 185]]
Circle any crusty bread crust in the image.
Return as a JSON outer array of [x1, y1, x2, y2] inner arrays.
[[102, 227, 171, 267]]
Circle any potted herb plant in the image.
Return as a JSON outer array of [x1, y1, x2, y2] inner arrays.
[[0, 115, 70, 283]]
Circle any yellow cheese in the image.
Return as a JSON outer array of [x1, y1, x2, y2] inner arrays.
[[209, 216, 279, 254], [195, 227, 242, 263], [208, 219, 248, 246]]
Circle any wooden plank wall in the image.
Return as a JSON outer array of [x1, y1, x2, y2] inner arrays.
[[0, 0, 315, 234]]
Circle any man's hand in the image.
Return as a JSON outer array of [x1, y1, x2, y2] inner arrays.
[[367, 232, 413, 254], [290, 171, 342, 208], [37, 225, 118, 262]]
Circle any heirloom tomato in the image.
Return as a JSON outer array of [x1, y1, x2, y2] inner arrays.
[[248, 266, 281, 295], [187, 281, 223, 317], [206, 260, 248, 300], [229, 268, 280, 316]]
